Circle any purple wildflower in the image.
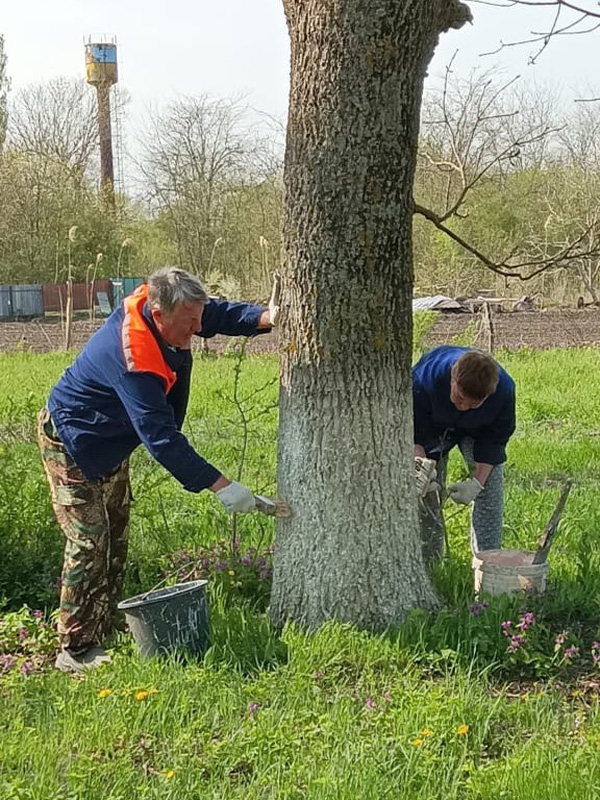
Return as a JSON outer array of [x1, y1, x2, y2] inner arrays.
[[256, 556, 267, 568], [259, 568, 272, 581], [365, 698, 377, 709], [517, 611, 536, 632], [501, 620, 513, 637], [469, 602, 488, 617], [241, 555, 252, 567], [18, 626, 29, 640], [215, 560, 229, 572], [592, 642, 600, 665], [0, 654, 17, 673], [33, 610, 44, 620], [555, 630, 569, 648], [313, 671, 324, 681], [20, 660, 34, 675], [507, 634, 526, 653], [564, 646, 580, 662], [248, 702, 261, 715]]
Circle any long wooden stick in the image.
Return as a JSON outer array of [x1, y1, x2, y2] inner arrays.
[[532, 480, 573, 564]]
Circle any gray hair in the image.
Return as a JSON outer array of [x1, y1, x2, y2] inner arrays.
[[147, 267, 209, 313]]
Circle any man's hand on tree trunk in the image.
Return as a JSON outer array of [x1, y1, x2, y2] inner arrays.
[[212, 479, 257, 513]]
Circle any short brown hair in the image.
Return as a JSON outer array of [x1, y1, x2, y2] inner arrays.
[[451, 351, 499, 401]]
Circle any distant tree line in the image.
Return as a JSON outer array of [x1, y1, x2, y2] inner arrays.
[[0, 34, 598, 305]]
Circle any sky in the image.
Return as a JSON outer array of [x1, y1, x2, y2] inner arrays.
[[2, 1, 599, 140]]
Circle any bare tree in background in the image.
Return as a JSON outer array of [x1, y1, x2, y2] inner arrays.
[[414, 62, 600, 283], [545, 102, 600, 303], [0, 35, 9, 151], [138, 95, 283, 294], [7, 78, 99, 184], [417, 65, 557, 222]]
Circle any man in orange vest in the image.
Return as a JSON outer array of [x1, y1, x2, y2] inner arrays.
[[38, 267, 279, 672]]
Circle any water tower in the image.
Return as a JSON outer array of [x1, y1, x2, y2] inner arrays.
[[85, 35, 118, 205]]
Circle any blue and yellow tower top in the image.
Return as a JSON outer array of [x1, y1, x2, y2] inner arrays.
[[85, 37, 118, 86]]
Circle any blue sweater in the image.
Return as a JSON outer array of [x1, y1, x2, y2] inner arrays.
[[412, 346, 516, 465], [48, 296, 266, 490]]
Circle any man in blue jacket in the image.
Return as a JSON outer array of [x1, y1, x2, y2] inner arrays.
[[412, 345, 516, 562], [38, 267, 278, 672]]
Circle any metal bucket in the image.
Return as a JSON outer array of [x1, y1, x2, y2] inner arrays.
[[472, 549, 549, 597], [118, 580, 210, 659]]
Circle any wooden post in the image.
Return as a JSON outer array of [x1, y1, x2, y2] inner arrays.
[[479, 300, 495, 354], [64, 279, 73, 350]]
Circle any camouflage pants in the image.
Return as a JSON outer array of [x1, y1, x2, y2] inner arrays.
[[37, 409, 131, 651]]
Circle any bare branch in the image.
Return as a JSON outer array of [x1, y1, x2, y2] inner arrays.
[[470, 0, 600, 19], [418, 67, 559, 222], [470, 0, 600, 61], [413, 201, 600, 280]]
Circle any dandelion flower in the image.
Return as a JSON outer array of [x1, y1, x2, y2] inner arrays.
[[135, 690, 149, 701], [420, 728, 433, 737], [456, 724, 469, 736], [411, 738, 423, 747], [165, 770, 175, 779], [228, 570, 235, 576], [98, 688, 112, 698]]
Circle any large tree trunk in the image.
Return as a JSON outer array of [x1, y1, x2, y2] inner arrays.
[[271, 0, 470, 630]]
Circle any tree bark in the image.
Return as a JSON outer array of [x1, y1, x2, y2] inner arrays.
[[271, 0, 469, 630]]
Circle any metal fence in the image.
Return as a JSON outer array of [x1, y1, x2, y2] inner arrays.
[[0, 285, 44, 320], [0, 278, 146, 321]]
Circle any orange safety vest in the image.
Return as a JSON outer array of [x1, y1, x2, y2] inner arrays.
[[121, 284, 176, 392]]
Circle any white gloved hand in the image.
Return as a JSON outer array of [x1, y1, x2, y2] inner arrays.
[[447, 478, 484, 505], [414, 456, 437, 498], [216, 481, 256, 513], [268, 271, 281, 327]]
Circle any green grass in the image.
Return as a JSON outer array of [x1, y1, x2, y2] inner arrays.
[[2, 343, 600, 798]]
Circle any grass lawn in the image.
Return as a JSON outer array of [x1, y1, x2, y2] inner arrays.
[[2, 341, 600, 798]]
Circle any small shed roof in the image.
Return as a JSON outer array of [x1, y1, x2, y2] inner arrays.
[[412, 295, 465, 312]]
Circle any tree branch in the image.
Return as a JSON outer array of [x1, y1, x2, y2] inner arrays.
[[471, 0, 600, 18], [413, 201, 600, 280], [439, 0, 474, 31], [471, 0, 600, 62]]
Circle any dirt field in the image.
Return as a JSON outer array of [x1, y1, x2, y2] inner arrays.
[[1, 308, 600, 354], [424, 308, 600, 351]]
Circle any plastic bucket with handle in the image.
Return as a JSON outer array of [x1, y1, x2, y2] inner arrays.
[[117, 579, 210, 659], [472, 549, 549, 597]]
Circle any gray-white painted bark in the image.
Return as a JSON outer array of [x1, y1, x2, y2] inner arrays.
[[271, 0, 471, 630]]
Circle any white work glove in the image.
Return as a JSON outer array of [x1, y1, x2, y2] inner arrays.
[[215, 481, 256, 513], [447, 478, 484, 505], [268, 271, 281, 327], [414, 456, 438, 498]]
